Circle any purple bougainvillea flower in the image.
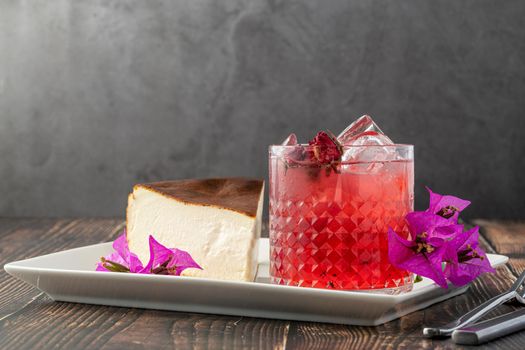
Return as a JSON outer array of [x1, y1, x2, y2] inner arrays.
[[444, 226, 496, 286], [97, 231, 201, 276], [144, 236, 202, 276], [388, 187, 495, 289], [405, 211, 461, 242], [388, 211, 463, 288], [388, 227, 449, 288], [96, 232, 145, 273], [426, 187, 471, 222], [389, 211, 467, 288]]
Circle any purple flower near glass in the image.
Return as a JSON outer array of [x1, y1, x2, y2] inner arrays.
[[96, 231, 202, 276], [444, 226, 495, 286], [388, 188, 495, 288], [426, 186, 471, 223]]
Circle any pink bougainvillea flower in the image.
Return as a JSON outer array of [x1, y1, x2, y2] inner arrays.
[[426, 187, 471, 222], [388, 187, 495, 289], [306, 131, 342, 165], [143, 236, 202, 275], [97, 231, 201, 276], [388, 212, 459, 288], [444, 226, 496, 286], [405, 211, 462, 243], [96, 232, 144, 273], [388, 227, 448, 288]]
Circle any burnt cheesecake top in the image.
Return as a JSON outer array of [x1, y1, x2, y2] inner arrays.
[[135, 178, 264, 218]]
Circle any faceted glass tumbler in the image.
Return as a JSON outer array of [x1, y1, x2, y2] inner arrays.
[[269, 144, 414, 294]]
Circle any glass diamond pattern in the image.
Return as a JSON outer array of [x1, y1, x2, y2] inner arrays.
[[269, 147, 414, 292]]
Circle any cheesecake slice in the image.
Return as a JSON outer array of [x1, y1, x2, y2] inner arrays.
[[126, 178, 264, 281]]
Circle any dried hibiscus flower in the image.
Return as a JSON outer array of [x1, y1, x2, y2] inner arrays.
[[306, 131, 343, 165]]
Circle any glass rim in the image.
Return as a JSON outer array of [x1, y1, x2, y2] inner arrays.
[[269, 143, 414, 149]]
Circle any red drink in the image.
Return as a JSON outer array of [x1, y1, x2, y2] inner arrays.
[[269, 144, 414, 293]]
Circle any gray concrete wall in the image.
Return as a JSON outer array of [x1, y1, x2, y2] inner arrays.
[[0, 0, 524, 219]]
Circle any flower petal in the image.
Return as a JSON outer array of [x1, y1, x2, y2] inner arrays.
[[426, 187, 471, 222], [388, 228, 448, 288], [145, 236, 202, 276], [97, 233, 143, 272], [388, 228, 416, 264], [433, 224, 463, 241], [445, 226, 496, 286], [112, 232, 144, 273], [167, 248, 203, 275], [144, 235, 173, 272], [95, 264, 108, 272], [406, 211, 450, 237], [445, 259, 494, 286]]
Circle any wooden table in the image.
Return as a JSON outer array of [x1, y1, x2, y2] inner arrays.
[[1, 218, 524, 349]]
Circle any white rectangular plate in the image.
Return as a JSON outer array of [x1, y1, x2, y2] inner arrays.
[[4, 238, 508, 326]]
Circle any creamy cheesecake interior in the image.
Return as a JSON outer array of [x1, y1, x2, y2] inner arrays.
[[126, 178, 264, 282]]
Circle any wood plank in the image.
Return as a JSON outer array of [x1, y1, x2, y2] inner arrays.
[[473, 220, 525, 257], [474, 219, 525, 279], [101, 312, 289, 350], [0, 218, 123, 319], [0, 299, 289, 350]]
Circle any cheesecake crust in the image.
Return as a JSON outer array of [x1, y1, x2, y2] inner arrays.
[[135, 178, 264, 218]]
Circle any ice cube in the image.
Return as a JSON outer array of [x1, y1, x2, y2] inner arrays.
[[337, 115, 393, 145], [338, 115, 396, 173], [346, 131, 394, 147], [343, 138, 395, 161], [273, 133, 304, 161], [282, 133, 298, 145]]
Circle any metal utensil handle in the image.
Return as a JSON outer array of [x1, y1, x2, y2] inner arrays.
[[423, 291, 517, 337], [423, 270, 525, 338], [452, 308, 525, 345], [454, 269, 525, 328]]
